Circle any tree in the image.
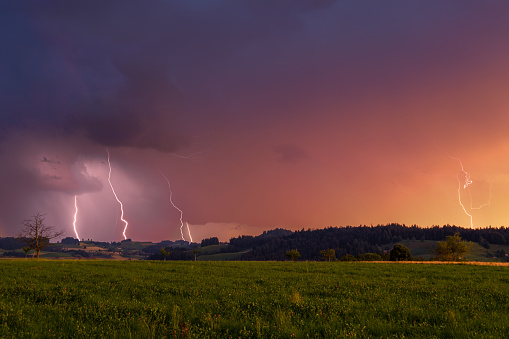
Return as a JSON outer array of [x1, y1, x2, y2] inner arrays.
[[201, 237, 219, 247], [285, 249, 300, 261], [433, 232, 471, 261], [22, 246, 30, 258], [61, 237, 80, 245], [193, 249, 199, 261], [319, 249, 336, 262], [389, 244, 412, 261], [160, 247, 170, 261], [340, 254, 357, 261], [17, 213, 64, 259]]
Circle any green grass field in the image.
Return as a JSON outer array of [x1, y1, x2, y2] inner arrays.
[[0, 260, 508, 338]]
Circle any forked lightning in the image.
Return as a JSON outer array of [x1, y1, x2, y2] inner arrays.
[[107, 149, 129, 240]]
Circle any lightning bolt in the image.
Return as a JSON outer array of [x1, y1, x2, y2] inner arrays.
[[451, 157, 492, 228], [469, 182, 493, 210], [73, 195, 80, 240], [159, 170, 186, 241], [107, 149, 128, 240], [453, 157, 472, 189], [186, 222, 193, 243], [455, 172, 474, 228], [167, 150, 206, 160]]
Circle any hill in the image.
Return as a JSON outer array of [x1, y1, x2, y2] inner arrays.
[[227, 224, 509, 261], [3, 224, 509, 261]]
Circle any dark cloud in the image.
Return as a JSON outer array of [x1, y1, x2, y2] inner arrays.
[[2, 1, 509, 240], [0, 0, 340, 152]]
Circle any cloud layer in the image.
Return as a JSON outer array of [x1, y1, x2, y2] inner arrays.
[[2, 1, 509, 241]]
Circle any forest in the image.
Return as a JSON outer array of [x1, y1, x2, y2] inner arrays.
[[226, 224, 509, 261]]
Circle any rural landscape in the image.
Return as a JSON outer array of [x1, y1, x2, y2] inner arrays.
[[3, 1, 509, 337], [3, 223, 509, 263], [1, 223, 509, 337]]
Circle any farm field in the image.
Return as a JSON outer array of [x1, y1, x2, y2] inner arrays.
[[0, 261, 508, 338]]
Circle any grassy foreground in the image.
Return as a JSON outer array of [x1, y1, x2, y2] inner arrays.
[[0, 261, 508, 338]]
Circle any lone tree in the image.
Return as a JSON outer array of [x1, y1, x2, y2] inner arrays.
[[285, 249, 300, 261], [433, 232, 471, 261], [17, 213, 64, 259], [160, 247, 170, 261], [193, 249, 199, 261], [389, 244, 412, 261], [320, 248, 336, 262]]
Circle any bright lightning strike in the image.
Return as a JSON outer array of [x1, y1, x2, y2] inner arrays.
[[451, 157, 492, 228], [186, 222, 193, 243], [73, 195, 80, 240], [453, 157, 472, 189], [159, 170, 186, 242], [107, 149, 129, 240]]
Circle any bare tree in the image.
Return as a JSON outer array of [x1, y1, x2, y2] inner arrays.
[[18, 213, 64, 259]]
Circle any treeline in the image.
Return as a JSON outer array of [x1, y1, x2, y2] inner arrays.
[[229, 224, 509, 261], [147, 247, 194, 261], [0, 237, 24, 250]]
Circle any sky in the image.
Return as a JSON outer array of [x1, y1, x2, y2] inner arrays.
[[2, 1, 509, 243]]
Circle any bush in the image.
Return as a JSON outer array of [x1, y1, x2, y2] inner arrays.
[[433, 232, 471, 261], [285, 249, 300, 261], [389, 244, 412, 261], [357, 253, 382, 261]]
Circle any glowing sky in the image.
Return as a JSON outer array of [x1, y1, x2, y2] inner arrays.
[[2, 1, 509, 242]]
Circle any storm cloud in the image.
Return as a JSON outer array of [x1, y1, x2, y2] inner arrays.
[[2, 1, 509, 241]]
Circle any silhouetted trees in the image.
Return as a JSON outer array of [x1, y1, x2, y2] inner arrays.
[[201, 237, 219, 247], [61, 237, 79, 245], [229, 224, 509, 261], [0, 237, 24, 250], [148, 247, 193, 260]]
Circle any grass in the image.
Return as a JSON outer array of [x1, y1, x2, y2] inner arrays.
[[0, 260, 508, 338], [195, 245, 225, 255]]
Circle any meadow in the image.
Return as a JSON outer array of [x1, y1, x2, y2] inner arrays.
[[0, 260, 508, 338]]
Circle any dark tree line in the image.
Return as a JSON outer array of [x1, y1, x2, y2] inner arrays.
[[0, 237, 24, 250], [201, 237, 219, 247], [147, 247, 194, 261], [229, 224, 509, 261]]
